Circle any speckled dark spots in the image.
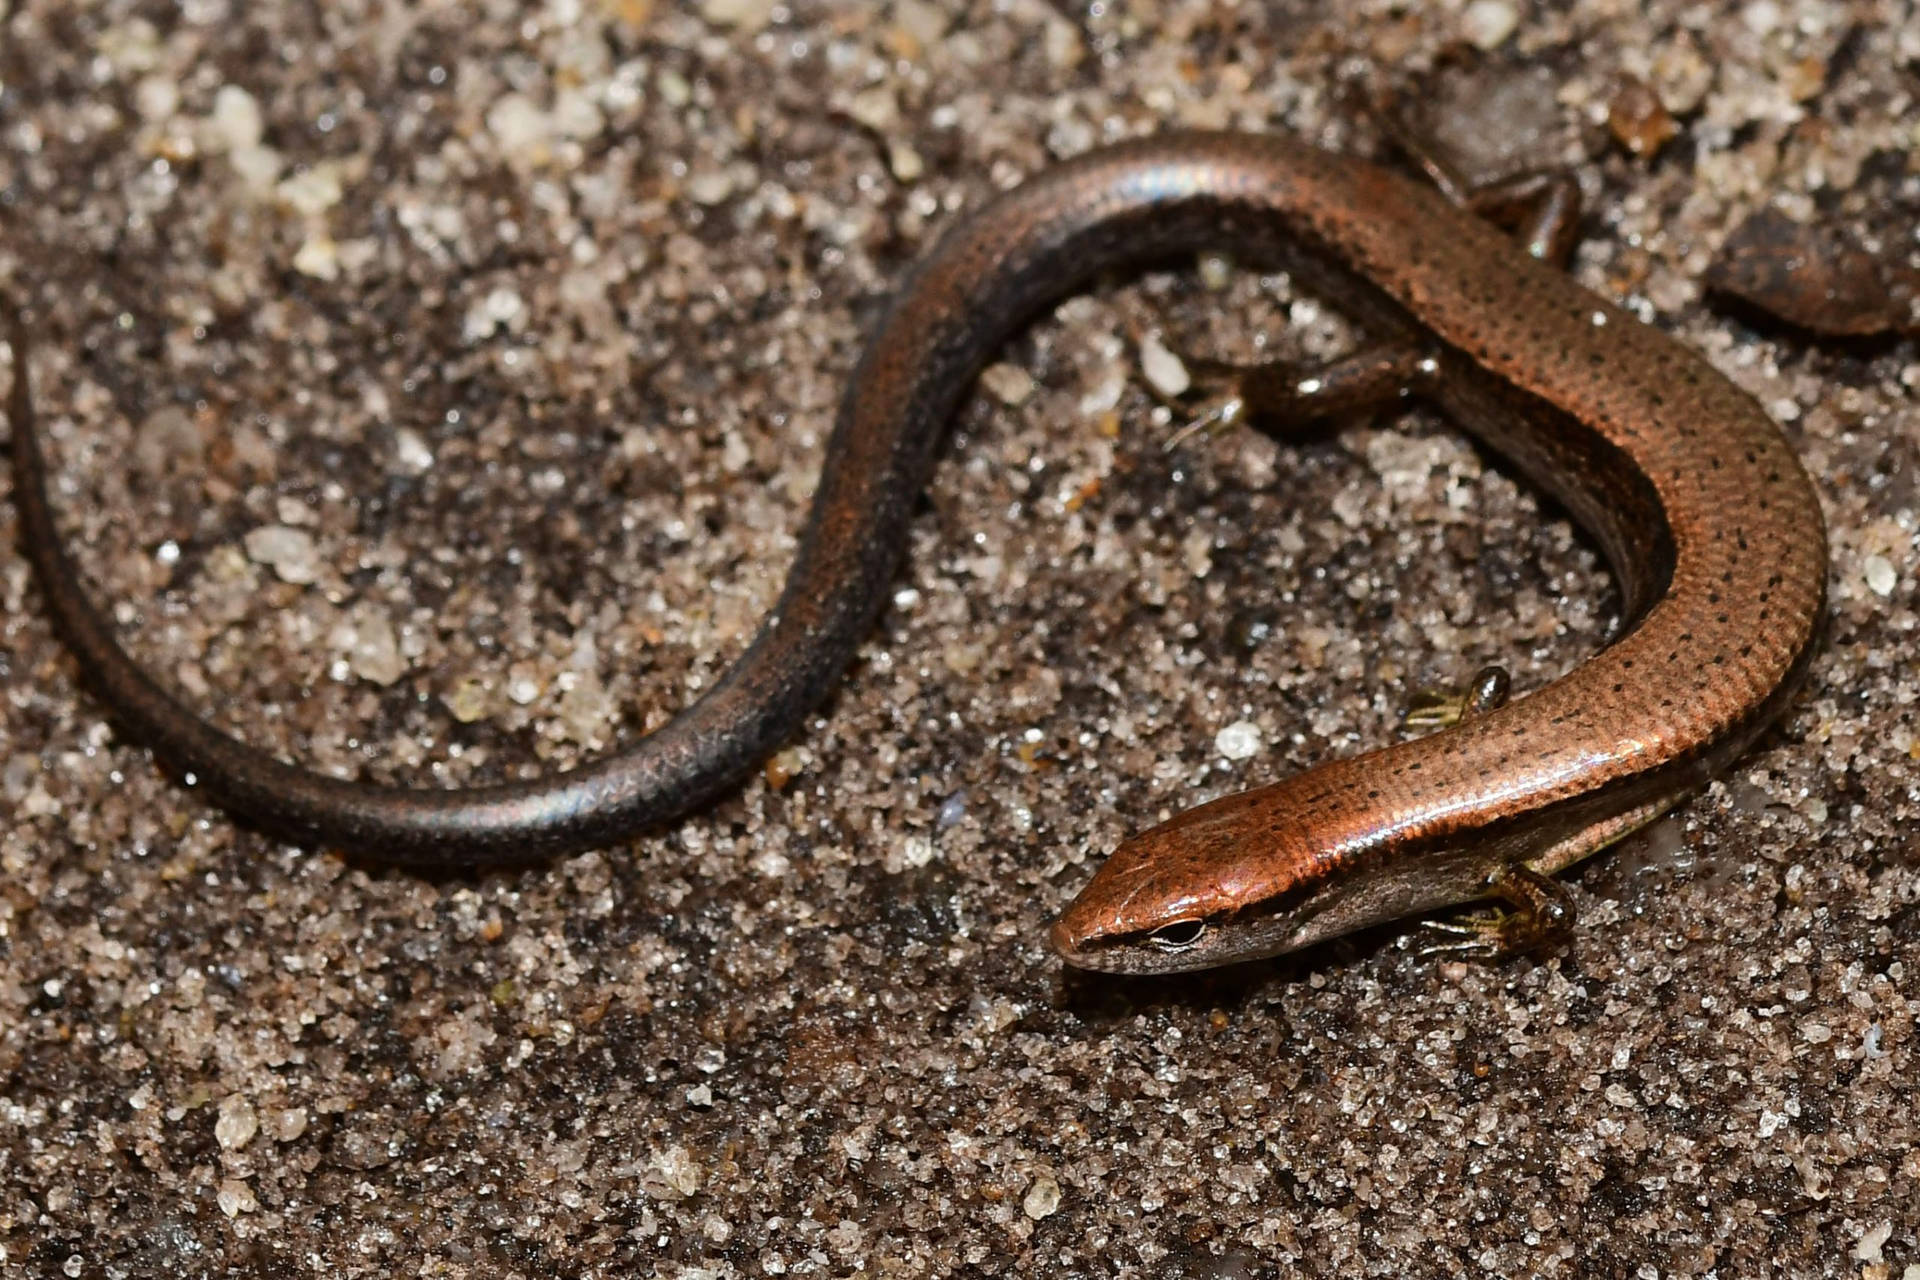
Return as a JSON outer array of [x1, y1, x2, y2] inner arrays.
[[10, 129, 1831, 962]]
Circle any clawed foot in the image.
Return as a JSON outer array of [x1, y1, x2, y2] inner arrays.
[[1404, 665, 1512, 732], [1149, 333, 1442, 451], [1417, 863, 1574, 960]]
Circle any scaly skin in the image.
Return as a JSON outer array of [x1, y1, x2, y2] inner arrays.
[[8, 136, 1825, 972]]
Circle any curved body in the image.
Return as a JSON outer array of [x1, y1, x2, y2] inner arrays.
[[11, 134, 1824, 970]]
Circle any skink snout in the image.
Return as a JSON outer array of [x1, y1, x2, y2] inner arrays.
[[1045, 914, 1087, 966]]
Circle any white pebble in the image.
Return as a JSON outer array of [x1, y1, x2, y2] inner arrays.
[[227, 144, 284, 195], [1461, 0, 1518, 49], [1183, 529, 1213, 577], [1863, 554, 1896, 597], [888, 139, 925, 183], [846, 87, 900, 133], [134, 74, 180, 122], [214, 1094, 258, 1151], [486, 93, 552, 161], [979, 363, 1035, 406], [393, 428, 434, 473], [205, 85, 263, 152], [557, 669, 612, 743], [892, 0, 950, 46], [463, 286, 527, 343], [1215, 720, 1262, 761], [700, 0, 776, 30], [1044, 17, 1085, 70], [1078, 374, 1125, 417], [1139, 331, 1191, 398], [291, 235, 340, 281], [216, 1179, 258, 1218], [243, 525, 320, 585], [269, 1107, 308, 1142], [657, 69, 692, 108], [506, 662, 545, 706], [348, 612, 406, 686], [277, 162, 345, 217], [1023, 1174, 1063, 1220], [551, 90, 605, 141], [687, 169, 736, 205], [444, 675, 495, 724], [1742, 0, 1782, 35], [646, 1144, 705, 1199]]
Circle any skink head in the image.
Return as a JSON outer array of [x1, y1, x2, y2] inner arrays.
[[1048, 785, 1343, 975]]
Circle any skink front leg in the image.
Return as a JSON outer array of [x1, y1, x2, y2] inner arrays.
[[1165, 340, 1443, 451]]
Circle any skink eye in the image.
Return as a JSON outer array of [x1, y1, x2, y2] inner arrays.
[[1148, 919, 1206, 950]]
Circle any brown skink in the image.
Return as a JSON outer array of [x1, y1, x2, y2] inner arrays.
[[8, 134, 1825, 973]]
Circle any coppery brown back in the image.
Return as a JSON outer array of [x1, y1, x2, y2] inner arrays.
[[8, 134, 1825, 903]]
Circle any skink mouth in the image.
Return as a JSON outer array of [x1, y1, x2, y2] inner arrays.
[[1046, 915, 1091, 967], [1047, 914, 1193, 975], [1048, 912, 1140, 972]]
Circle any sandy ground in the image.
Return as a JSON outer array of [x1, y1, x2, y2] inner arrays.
[[2, 1, 1916, 1276]]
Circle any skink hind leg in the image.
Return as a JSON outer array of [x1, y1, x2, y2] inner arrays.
[[1367, 93, 1585, 267], [1419, 863, 1576, 960], [1458, 171, 1584, 268], [1404, 664, 1511, 732], [1420, 794, 1686, 960]]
